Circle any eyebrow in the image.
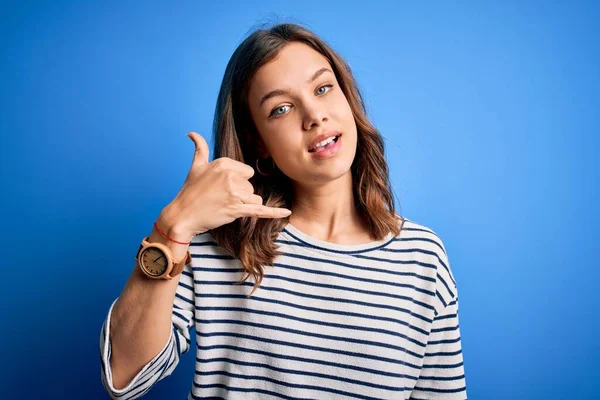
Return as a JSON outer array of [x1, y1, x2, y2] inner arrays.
[[259, 67, 333, 107]]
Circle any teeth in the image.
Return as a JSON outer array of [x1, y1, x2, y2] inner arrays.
[[312, 136, 336, 151]]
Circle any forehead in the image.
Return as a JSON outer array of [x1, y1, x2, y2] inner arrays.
[[248, 42, 331, 98]]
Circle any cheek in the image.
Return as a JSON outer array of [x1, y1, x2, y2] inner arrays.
[[336, 96, 357, 139], [260, 125, 303, 160], [332, 91, 354, 122]]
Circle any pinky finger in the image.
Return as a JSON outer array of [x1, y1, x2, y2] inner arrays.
[[239, 192, 264, 206]]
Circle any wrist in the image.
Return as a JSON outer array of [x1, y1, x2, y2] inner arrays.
[[157, 207, 194, 243], [146, 221, 192, 265]]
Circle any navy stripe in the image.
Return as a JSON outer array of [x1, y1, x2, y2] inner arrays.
[[193, 262, 434, 298], [194, 277, 436, 312], [171, 308, 192, 346], [191, 383, 314, 400], [191, 397, 225, 400], [197, 318, 424, 359], [352, 253, 437, 269], [436, 257, 456, 287], [278, 251, 436, 283], [196, 344, 419, 380], [393, 236, 446, 255], [424, 349, 463, 357], [195, 370, 405, 400], [194, 397, 225, 400], [402, 225, 437, 237], [178, 281, 194, 292], [176, 292, 194, 306], [428, 336, 461, 345], [431, 324, 459, 333], [195, 282, 435, 321], [437, 272, 456, 299], [197, 331, 423, 370], [190, 241, 219, 247], [436, 290, 447, 308], [272, 261, 434, 296], [434, 312, 457, 321], [174, 325, 181, 355], [413, 385, 467, 393], [422, 361, 464, 369], [378, 246, 450, 281], [197, 305, 427, 347], [416, 373, 465, 381], [173, 310, 189, 324], [197, 292, 432, 336], [196, 357, 408, 392]]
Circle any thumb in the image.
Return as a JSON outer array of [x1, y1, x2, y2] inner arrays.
[[188, 131, 209, 165]]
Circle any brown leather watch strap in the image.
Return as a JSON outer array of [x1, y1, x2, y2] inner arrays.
[[169, 251, 192, 278]]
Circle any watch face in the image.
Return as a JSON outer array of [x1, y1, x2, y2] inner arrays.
[[140, 247, 168, 277]]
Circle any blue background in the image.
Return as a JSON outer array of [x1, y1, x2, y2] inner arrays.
[[1, 1, 598, 399]]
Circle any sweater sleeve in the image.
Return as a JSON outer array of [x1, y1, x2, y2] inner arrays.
[[410, 298, 467, 399], [410, 234, 467, 399], [99, 263, 196, 400]]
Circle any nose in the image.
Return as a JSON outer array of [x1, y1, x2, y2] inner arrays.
[[302, 101, 328, 131]]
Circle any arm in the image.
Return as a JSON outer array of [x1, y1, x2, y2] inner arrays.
[[99, 212, 196, 399]]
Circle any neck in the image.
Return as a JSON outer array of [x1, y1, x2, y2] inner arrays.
[[288, 170, 371, 244]]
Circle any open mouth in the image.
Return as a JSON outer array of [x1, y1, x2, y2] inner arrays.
[[308, 134, 341, 153]]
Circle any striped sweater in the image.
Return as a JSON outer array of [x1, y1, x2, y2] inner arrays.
[[100, 217, 467, 399]]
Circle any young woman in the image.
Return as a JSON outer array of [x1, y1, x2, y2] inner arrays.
[[100, 23, 467, 400]]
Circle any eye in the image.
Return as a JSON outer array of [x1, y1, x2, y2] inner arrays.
[[269, 104, 291, 118], [316, 84, 333, 95]]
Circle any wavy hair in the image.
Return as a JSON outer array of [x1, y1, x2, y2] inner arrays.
[[210, 22, 402, 295]]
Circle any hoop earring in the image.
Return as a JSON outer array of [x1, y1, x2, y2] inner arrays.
[[255, 157, 275, 177]]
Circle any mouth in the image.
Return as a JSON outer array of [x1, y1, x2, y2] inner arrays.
[[308, 133, 342, 153]]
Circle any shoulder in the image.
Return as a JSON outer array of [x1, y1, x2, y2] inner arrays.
[[396, 215, 458, 314], [395, 214, 448, 253]]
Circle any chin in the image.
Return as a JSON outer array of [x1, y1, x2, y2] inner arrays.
[[304, 160, 354, 185]]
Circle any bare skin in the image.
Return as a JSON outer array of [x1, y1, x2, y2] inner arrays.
[[248, 42, 372, 244]]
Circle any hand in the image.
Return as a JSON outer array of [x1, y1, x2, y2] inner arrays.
[[163, 132, 291, 238]]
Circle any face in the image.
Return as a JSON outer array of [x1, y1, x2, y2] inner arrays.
[[247, 42, 358, 185]]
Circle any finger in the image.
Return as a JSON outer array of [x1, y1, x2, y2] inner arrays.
[[238, 192, 264, 206], [236, 178, 255, 194], [237, 204, 292, 219], [188, 131, 209, 165], [213, 157, 254, 179]]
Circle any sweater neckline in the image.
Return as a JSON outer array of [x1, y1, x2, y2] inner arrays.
[[281, 222, 396, 255]]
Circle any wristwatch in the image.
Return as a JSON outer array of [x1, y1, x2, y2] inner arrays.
[[135, 236, 192, 280]]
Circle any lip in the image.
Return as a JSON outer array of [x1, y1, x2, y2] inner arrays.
[[308, 131, 342, 152], [309, 134, 342, 159]]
